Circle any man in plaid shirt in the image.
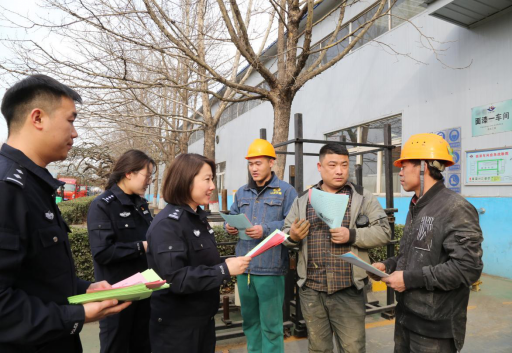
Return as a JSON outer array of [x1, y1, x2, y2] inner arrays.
[[283, 143, 391, 353]]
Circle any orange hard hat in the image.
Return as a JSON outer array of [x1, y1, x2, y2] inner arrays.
[[394, 133, 454, 167], [245, 139, 276, 159]]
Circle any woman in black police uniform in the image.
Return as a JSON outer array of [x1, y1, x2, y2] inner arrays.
[[87, 150, 155, 353], [146, 153, 251, 353]]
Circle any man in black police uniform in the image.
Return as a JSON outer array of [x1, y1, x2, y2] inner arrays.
[[0, 75, 131, 352]]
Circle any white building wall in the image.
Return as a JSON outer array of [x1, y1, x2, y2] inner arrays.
[[190, 5, 512, 197]]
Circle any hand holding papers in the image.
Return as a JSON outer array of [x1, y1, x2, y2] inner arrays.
[[68, 269, 169, 304], [246, 229, 289, 258], [308, 188, 349, 229], [336, 252, 389, 278], [220, 213, 253, 240]]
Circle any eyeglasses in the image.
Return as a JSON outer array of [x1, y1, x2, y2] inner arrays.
[[135, 171, 156, 182]]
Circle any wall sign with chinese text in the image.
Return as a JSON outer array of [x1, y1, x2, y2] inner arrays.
[[471, 99, 512, 137], [465, 147, 512, 185]]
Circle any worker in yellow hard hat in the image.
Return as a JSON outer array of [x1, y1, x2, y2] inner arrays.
[[369, 133, 483, 353], [225, 138, 297, 353], [393, 133, 455, 198]]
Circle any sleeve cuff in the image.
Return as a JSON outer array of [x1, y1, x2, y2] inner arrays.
[[136, 242, 144, 256], [348, 229, 356, 245], [403, 269, 425, 289], [218, 263, 232, 285], [62, 304, 86, 336], [77, 279, 91, 295]]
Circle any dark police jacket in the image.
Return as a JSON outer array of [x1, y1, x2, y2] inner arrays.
[[87, 185, 152, 284], [146, 204, 231, 327], [383, 181, 483, 351], [0, 144, 89, 353]]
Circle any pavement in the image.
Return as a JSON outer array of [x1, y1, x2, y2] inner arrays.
[[81, 273, 512, 352]]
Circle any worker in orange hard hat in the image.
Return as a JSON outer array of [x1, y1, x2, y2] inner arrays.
[[369, 133, 483, 353], [225, 138, 297, 353]]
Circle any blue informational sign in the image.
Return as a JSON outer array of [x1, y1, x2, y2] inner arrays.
[[447, 173, 461, 193], [432, 127, 462, 193], [448, 128, 461, 148]]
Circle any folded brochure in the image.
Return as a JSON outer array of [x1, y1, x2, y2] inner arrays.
[[336, 252, 388, 278], [246, 229, 289, 258], [219, 213, 253, 240], [68, 269, 169, 304], [308, 188, 349, 229]]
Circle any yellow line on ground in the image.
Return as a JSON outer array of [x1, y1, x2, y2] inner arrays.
[[365, 319, 395, 329], [503, 302, 512, 305], [467, 306, 477, 310]]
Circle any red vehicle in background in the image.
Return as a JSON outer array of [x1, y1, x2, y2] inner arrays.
[[57, 177, 88, 201]]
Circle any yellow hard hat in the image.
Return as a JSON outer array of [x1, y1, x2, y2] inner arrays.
[[394, 133, 454, 167], [245, 139, 276, 159]]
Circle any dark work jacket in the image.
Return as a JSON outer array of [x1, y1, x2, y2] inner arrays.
[[383, 181, 483, 351], [146, 204, 231, 328], [0, 144, 89, 353], [87, 184, 152, 284]]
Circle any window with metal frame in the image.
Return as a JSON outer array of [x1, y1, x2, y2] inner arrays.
[[325, 115, 402, 195]]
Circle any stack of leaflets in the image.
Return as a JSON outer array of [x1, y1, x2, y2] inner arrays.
[[68, 269, 169, 304], [246, 229, 289, 258]]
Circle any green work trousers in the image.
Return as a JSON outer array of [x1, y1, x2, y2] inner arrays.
[[237, 274, 285, 353]]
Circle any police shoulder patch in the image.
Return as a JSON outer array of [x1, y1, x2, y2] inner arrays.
[[168, 208, 183, 220], [3, 164, 26, 188], [101, 191, 116, 204]]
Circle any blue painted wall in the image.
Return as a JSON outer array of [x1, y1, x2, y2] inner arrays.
[[377, 196, 512, 280]]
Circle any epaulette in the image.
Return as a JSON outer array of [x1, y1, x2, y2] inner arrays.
[[168, 207, 183, 220], [101, 191, 116, 204], [3, 164, 26, 189]]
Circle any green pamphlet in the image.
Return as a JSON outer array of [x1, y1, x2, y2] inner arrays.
[[68, 269, 168, 304], [220, 213, 253, 240]]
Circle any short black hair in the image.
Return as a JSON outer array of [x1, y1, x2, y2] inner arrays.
[[410, 160, 444, 181], [319, 143, 349, 160], [1, 74, 82, 134]]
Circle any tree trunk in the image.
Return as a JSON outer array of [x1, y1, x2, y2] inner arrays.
[[271, 99, 293, 180], [152, 163, 159, 208], [203, 122, 219, 208], [158, 163, 170, 209]]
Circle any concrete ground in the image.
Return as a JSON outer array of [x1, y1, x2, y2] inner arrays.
[[81, 274, 512, 352]]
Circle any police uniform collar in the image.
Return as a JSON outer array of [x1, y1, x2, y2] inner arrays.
[[110, 184, 136, 206], [182, 204, 209, 220], [0, 143, 64, 190], [246, 171, 279, 191]]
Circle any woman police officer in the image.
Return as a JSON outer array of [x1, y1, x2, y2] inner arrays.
[[146, 153, 251, 353], [87, 150, 155, 353]]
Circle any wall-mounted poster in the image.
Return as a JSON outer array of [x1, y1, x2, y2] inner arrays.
[[471, 99, 512, 137], [465, 147, 512, 185]]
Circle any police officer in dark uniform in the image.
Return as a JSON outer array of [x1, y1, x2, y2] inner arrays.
[[87, 149, 155, 353], [146, 153, 251, 353], [0, 75, 130, 352]]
